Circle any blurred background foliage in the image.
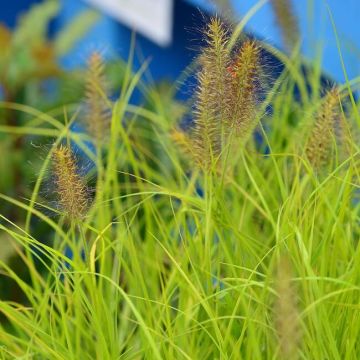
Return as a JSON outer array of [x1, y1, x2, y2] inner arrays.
[[0, 1, 189, 303], [0, 1, 105, 295]]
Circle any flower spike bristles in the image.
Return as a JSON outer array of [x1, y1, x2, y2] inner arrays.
[[192, 17, 231, 170], [52, 145, 90, 220], [270, 0, 300, 52], [83, 51, 111, 145], [173, 19, 266, 170], [306, 88, 340, 170], [274, 255, 301, 360], [226, 40, 261, 140]]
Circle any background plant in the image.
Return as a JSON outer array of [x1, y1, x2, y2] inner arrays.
[[0, 0, 127, 304]]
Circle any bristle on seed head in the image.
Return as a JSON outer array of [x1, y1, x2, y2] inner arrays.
[[83, 52, 111, 144], [306, 88, 340, 170], [52, 145, 89, 220], [274, 256, 301, 359], [192, 17, 231, 170], [226, 40, 261, 139]]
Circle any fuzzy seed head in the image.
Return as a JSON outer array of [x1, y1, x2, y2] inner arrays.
[[274, 256, 301, 359], [52, 145, 89, 220], [179, 19, 266, 171], [83, 52, 111, 144], [192, 17, 231, 170], [226, 40, 261, 139], [306, 88, 340, 170]]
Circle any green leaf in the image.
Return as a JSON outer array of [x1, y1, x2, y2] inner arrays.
[[54, 9, 100, 57], [12, 0, 60, 48]]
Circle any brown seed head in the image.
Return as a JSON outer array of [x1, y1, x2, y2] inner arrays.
[[52, 145, 89, 220], [226, 40, 261, 139], [274, 256, 301, 359], [306, 88, 340, 170], [84, 52, 111, 144], [192, 17, 231, 170]]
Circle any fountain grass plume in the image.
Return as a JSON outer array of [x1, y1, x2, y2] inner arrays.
[[274, 255, 301, 359], [226, 39, 261, 140], [83, 52, 111, 145], [192, 17, 231, 170], [52, 144, 90, 220], [306, 88, 340, 170], [176, 18, 264, 171]]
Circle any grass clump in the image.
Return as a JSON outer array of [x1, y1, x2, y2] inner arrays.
[[0, 12, 360, 360]]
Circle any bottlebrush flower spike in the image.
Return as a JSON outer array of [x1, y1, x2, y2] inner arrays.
[[226, 40, 261, 140], [270, 0, 299, 52], [192, 17, 231, 170], [306, 88, 340, 170], [52, 145, 90, 220], [83, 52, 111, 144], [274, 256, 301, 359]]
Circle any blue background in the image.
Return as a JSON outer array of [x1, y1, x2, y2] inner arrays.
[[2, 0, 359, 83]]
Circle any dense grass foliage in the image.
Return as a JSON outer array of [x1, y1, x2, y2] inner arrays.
[[1, 12, 360, 360]]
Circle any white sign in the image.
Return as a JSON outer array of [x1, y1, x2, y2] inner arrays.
[[84, 0, 174, 46]]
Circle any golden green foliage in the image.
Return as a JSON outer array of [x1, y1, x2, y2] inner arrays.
[[270, 0, 299, 51], [12, 0, 59, 48], [31, 42, 59, 79], [0, 2, 99, 225], [0, 1, 98, 95], [306, 88, 340, 170], [54, 10, 100, 57], [170, 128, 195, 162], [0, 1, 60, 89], [0, 22, 59, 89], [274, 256, 301, 359], [83, 52, 111, 145], [52, 145, 90, 220]]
